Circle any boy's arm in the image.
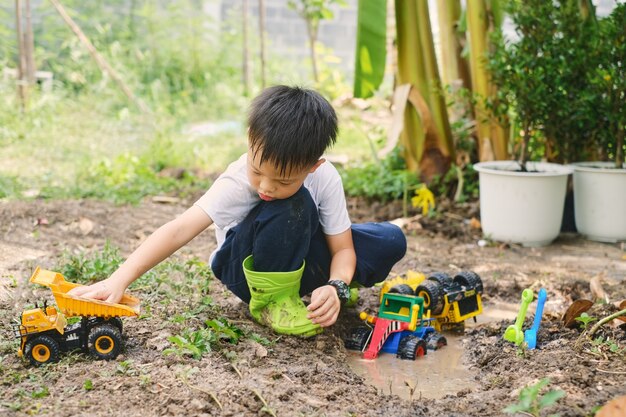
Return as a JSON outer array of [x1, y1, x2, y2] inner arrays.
[[68, 205, 213, 303], [307, 228, 356, 327]]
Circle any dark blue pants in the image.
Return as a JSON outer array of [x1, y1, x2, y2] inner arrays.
[[211, 187, 407, 303]]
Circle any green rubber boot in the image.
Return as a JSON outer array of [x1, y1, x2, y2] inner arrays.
[[345, 282, 361, 308], [243, 255, 322, 338]]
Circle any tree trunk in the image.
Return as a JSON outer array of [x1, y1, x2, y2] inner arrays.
[[24, 0, 35, 84], [306, 20, 319, 83], [394, 0, 425, 173], [436, 0, 471, 92], [467, 0, 508, 161], [242, 0, 250, 96], [15, 0, 27, 110], [416, 0, 454, 161]]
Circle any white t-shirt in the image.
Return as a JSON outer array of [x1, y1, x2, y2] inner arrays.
[[194, 153, 351, 262]]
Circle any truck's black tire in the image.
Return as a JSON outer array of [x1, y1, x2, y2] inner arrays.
[[109, 317, 123, 333], [88, 323, 122, 360], [388, 284, 415, 296], [25, 334, 61, 366], [453, 271, 484, 293], [425, 331, 448, 350], [415, 280, 445, 315], [397, 335, 427, 360], [427, 272, 453, 287], [344, 326, 373, 351]]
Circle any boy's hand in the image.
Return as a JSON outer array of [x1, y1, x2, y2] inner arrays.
[[307, 285, 341, 327], [67, 278, 125, 304]]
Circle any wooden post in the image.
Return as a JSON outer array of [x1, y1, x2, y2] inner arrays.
[[15, 0, 27, 110], [48, 0, 150, 114], [258, 0, 266, 89], [24, 0, 36, 84]]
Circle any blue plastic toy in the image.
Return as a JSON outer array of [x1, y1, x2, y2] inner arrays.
[[524, 288, 547, 349]]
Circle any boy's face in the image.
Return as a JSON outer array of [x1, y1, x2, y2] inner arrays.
[[247, 149, 324, 201]]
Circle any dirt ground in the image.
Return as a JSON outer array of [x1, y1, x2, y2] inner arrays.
[[1, 197, 625, 417]]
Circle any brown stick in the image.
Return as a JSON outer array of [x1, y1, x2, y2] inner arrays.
[[48, 0, 150, 114]]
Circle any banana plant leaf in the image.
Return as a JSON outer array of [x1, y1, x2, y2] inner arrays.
[[353, 0, 387, 98]]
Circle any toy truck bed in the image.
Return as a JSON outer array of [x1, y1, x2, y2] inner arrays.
[[29, 267, 139, 318]]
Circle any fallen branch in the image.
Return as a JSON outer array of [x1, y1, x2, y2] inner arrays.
[[576, 308, 626, 349], [596, 368, 626, 375], [587, 308, 626, 338]]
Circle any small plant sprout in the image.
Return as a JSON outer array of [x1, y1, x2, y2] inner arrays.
[[574, 312, 597, 331], [504, 378, 566, 417]]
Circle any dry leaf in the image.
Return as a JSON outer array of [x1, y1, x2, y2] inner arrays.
[[562, 299, 594, 328], [614, 300, 626, 324], [590, 273, 609, 304], [152, 195, 180, 204], [254, 342, 268, 358], [469, 217, 481, 229], [389, 215, 422, 230], [78, 217, 94, 235], [596, 395, 626, 417]]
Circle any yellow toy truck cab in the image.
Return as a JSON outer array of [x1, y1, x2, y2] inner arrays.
[[14, 267, 140, 366], [381, 269, 484, 331]]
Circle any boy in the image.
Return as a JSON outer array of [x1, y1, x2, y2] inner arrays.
[[70, 85, 406, 337]]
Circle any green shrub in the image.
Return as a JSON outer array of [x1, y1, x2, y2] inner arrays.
[[339, 150, 421, 203]]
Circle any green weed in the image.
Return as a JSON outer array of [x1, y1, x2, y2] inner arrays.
[[56, 241, 123, 284], [116, 360, 138, 376], [83, 379, 93, 391], [504, 378, 565, 417], [164, 318, 245, 360], [575, 313, 598, 331], [164, 328, 216, 360], [590, 336, 625, 356], [0, 175, 22, 199]]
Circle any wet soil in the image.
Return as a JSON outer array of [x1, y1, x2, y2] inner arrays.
[[1, 197, 625, 417]]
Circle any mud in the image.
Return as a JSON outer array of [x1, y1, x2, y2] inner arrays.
[[1, 198, 625, 417]]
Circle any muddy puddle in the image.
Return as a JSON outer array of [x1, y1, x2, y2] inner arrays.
[[346, 301, 521, 400]]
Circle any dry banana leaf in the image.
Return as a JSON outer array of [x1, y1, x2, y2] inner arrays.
[[562, 299, 594, 328], [596, 395, 626, 417], [590, 274, 609, 304]]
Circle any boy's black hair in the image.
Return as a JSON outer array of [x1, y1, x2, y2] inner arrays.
[[248, 85, 338, 176]]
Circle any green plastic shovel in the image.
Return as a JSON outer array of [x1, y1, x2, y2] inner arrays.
[[504, 288, 534, 346]]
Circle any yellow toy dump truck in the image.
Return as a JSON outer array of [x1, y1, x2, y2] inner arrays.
[[13, 267, 140, 366], [381, 270, 483, 332]]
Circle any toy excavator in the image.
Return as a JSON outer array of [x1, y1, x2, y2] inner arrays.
[[13, 267, 139, 366], [344, 292, 447, 360], [381, 270, 484, 332]]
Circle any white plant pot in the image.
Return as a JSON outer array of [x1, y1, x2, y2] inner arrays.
[[570, 162, 626, 243], [474, 161, 573, 247]]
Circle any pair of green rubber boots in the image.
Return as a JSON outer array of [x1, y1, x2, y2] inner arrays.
[[243, 256, 322, 337], [243, 255, 360, 337]]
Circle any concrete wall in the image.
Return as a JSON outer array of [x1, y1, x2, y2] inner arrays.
[[217, 0, 357, 77]]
